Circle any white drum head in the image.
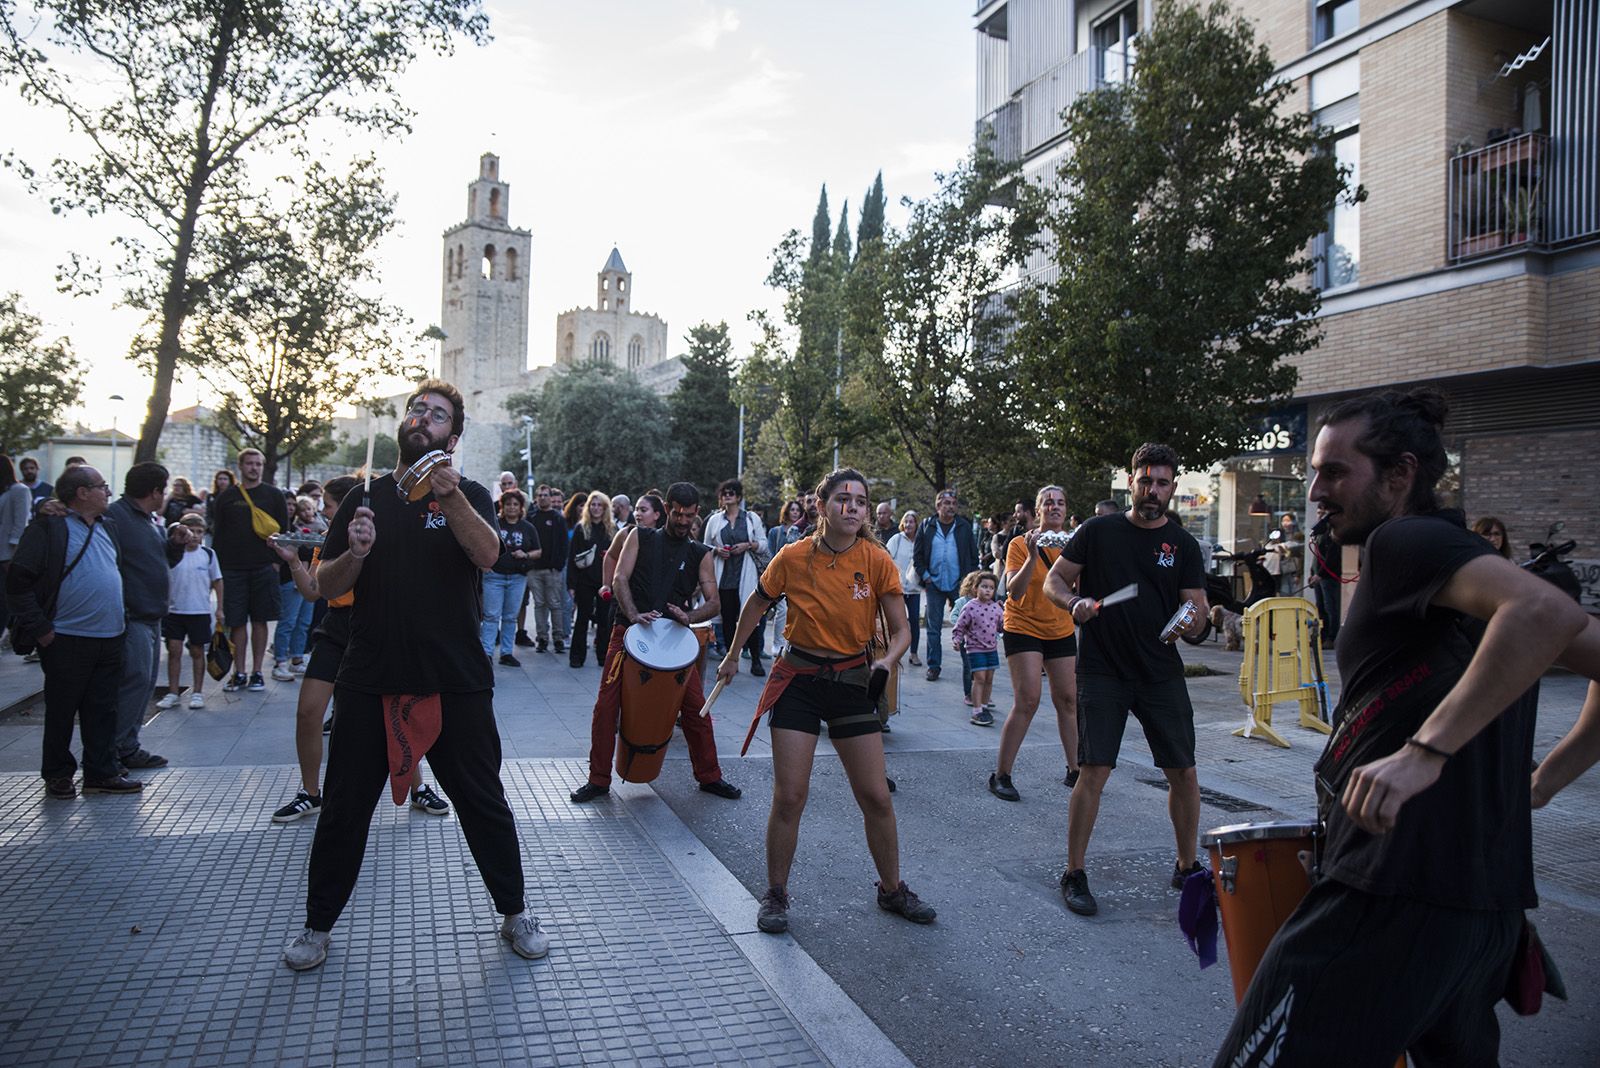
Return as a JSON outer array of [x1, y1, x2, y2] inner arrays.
[[623, 618, 701, 671]]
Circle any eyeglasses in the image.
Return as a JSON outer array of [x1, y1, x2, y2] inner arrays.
[[720, 491, 738, 498], [407, 402, 452, 426], [94, 483, 111, 492]]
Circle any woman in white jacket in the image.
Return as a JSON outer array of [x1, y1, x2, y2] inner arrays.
[[704, 478, 770, 675], [0, 455, 37, 643], [884, 510, 923, 666]]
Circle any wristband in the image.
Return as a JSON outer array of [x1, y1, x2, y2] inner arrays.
[[1066, 596, 1083, 614], [1405, 736, 1452, 760]]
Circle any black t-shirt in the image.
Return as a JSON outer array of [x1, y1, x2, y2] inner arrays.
[[529, 508, 567, 570], [1061, 513, 1205, 682], [210, 482, 288, 570], [1319, 512, 1536, 911], [322, 473, 496, 694], [628, 528, 709, 616], [491, 518, 539, 575]]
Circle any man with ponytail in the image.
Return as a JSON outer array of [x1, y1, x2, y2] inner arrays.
[[1216, 388, 1600, 1067]]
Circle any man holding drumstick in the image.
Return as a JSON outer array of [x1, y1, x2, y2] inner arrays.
[[568, 481, 741, 805]]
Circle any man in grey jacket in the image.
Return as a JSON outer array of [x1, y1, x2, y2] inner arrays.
[[105, 462, 176, 771]]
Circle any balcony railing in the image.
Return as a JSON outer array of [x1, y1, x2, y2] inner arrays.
[[975, 47, 1108, 165], [1448, 133, 1546, 263]]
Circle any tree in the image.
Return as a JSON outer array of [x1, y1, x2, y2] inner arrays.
[[1010, 0, 1351, 472], [807, 186, 832, 267], [667, 321, 740, 499], [832, 201, 852, 265], [0, 0, 489, 462], [0, 293, 86, 453], [188, 159, 421, 484], [505, 363, 683, 495], [857, 172, 886, 248], [846, 146, 1039, 493]]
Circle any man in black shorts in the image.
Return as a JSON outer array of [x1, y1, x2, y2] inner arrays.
[[211, 448, 287, 692], [281, 380, 548, 970], [1043, 443, 1209, 916], [1214, 390, 1600, 1067]]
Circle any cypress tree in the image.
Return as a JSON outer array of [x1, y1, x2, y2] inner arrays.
[[832, 200, 852, 265], [808, 185, 831, 267], [856, 171, 886, 247]]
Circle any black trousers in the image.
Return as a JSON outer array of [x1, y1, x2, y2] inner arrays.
[[1213, 878, 1521, 1068], [719, 587, 763, 663], [569, 581, 612, 665], [39, 633, 123, 782], [304, 688, 526, 931]]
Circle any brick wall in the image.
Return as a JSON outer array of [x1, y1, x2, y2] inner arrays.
[[1547, 268, 1600, 365], [1462, 426, 1600, 575]]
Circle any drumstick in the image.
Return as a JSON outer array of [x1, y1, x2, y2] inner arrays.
[[699, 677, 728, 718], [361, 415, 375, 508]]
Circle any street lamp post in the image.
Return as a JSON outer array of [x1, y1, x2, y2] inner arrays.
[[109, 394, 124, 494], [521, 416, 534, 495]]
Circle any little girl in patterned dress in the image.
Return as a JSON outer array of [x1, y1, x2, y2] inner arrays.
[[951, 572, 1003, 726]]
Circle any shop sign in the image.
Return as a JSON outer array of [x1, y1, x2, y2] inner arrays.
[[1238, 406, 1307, 456]]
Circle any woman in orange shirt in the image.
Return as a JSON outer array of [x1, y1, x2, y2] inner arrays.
[[989, 485, 1079, 803], [717, 467, 935, 935]]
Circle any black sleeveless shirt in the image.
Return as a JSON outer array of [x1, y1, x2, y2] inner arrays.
[[628, 527, 710, 615]]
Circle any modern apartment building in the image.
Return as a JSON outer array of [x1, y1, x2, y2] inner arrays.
[[975, 0, 1600, 609]]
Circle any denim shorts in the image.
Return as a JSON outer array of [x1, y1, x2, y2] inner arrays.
[[966, 649, 999, 672]]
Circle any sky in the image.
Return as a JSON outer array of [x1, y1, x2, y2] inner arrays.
[[0, 0, 976, 433]]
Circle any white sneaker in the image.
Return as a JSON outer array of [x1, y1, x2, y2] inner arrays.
[[500, 912, 550, 959], [290, 658, 306, 675], [155, 693, 181, 709], [271, 661, 294, 682], [188, 693, 205, 709], [282, 928, 331, 970]]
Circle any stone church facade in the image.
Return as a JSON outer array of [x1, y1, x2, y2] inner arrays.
[[554, 249, 669, 375]]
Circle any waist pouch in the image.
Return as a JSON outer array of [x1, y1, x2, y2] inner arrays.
[[740, 648, 870, 755]]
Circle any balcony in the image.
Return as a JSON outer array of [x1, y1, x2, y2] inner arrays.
[[1448, 133, 1546, 263], [975, 47, 1108, 165]]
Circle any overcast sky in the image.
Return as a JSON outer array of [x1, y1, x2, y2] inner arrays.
[[0, 1, 975, 432]]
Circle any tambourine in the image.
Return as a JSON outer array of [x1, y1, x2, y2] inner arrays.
[[396, 450, 451, 502], [273, 530, 326, 550], [1034, 529, 1073, 549], [1160, 599, 1199, 644]]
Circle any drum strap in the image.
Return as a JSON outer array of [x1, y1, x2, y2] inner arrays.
[[740, 649, 871, 755]]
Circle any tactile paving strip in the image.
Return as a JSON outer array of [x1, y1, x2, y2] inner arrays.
[[0, 761, 826, 1068]]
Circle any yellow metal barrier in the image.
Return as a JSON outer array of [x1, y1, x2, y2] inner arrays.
[[1234, 597, 1332, 748]]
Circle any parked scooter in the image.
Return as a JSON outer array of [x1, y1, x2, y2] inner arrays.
[[1523, 521, 1580, 602], [1209, 546, 1277, 614]]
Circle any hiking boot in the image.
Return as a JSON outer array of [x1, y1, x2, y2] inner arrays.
[[282, 928, 330, 971], [272, 791, 322, 823], [1171, 860, 1205, 890], [970, 707, 995, 727], [45, 777, 75, 800], [156, 692, 181, 710], [188, 693, 206, 709], [1064, 767, 1080, 789], [756, 886, 790, 933], [876, 880, 936, 924], [224, 673, 248, 692], [925, 667, 940, 681], [699, 779, 741, 800], [248, 672, 266, 691], [1061, 868, 1098, 916], [500, 912, 550, 959], [82, 775, 144, 795], [569, 782, 609, 804], [272, 661, 295, 682], [988, 772, 1020, 802], [515, 630, 535, 648], [410, 784, 450, 816], [123, 750, 169, 769], [498, 653, 521, 667]]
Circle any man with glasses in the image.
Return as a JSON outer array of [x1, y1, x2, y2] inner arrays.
[[912, 488, 979, 681], [524, 484, 568, 654], [282, 379, 549, 970], [6, 466, 143, 798]]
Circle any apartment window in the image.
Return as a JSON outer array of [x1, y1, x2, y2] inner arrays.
[[1314, 0, 1358, 46], [1311, 57, 1360, 290], [1094, 3, 1138, 85]]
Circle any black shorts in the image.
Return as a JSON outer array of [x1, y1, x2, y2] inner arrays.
[[222, 565, 280, 627], [161, 613, 211, 648], [1002, 631, 1078, 659], [769, 674, 883, 741], [1077, 673, 1195, 769], [304, 608, 350, 684]]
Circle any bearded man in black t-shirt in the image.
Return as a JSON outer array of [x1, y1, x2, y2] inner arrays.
[[1214, 389, 1600, 1068], [279, 379, 550, 972], [1042, 443, 1210, 918]]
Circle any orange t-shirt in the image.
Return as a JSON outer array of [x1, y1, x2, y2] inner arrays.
[[310, 547, 355, 609], [1002, 534, 1075, 640], [759, 536, 903, 655]]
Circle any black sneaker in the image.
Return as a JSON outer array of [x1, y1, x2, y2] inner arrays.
[[988, 772, 1020, 802], [970, 707, 995, 727], [749, 659, 766, 677], [224, 673, 248, 692], [569, 782, 609, 804], [248, 672, 266, 691], [123, 749, 169, 769], [1064, 767, 1080, 789], [757, 885, 790, 933], [322, 715, 334, 735], [1171, 860, 1204, 890], [553, 639, 566, 654], [499, 653, 521, 667], [699, 779, 741, 800], [82, 775, 144, 795], [1061, 868, 1098, 915], [515, 630, 535, 648], [410, 784, 450, 815], [272, 791, 322, 823], [876, 880, 936, 924], [535, 639, 548, 653]]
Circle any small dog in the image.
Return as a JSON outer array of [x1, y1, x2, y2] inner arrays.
[[1211, 604, 1245, 652]]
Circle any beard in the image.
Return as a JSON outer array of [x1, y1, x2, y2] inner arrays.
[[397, 422, 445, 466], [1323, 479, 1392, 546], [1131, 493, 1165, 519]]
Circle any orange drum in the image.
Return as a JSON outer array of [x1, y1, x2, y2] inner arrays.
[[615, 620, 707, 783], [1202, 820, 1318, 1004]]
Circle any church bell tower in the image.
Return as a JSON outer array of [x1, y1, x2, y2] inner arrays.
[[439, 153, 532, 391]]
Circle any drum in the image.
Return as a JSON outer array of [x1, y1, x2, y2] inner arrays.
[[396, 450, 451, 502], [1201, 820, 1319, 1004], [615, 619, 709, 783]]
